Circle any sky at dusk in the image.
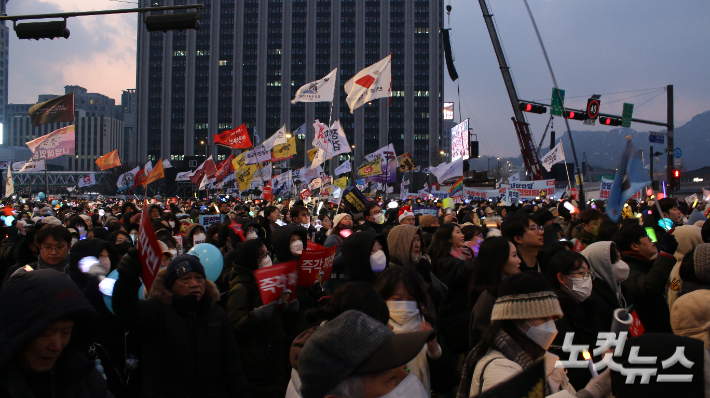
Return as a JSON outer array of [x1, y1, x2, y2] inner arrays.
[[7, 0, 710, 157]]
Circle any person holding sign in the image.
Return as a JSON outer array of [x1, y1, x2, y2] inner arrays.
[[113, 250, 249, 397], [227, 238, 299, 398]]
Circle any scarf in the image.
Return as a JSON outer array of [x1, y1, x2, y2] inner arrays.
[[389, 316, 432, 398], [450, 246, 472, 261], [457, 329, 550, 398]]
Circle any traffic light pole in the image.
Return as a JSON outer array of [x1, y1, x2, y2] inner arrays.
[[0, 4, 203, 22], [667, 85, 674, 196]]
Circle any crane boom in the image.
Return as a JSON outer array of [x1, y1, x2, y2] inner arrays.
[[478, 0, 543, 180]]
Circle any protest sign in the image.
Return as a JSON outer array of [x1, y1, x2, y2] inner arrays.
[[137, 199, 163, 292], [199, 214, 224, 228], [298, 244, 337, 286], [254, 261, 297, 305]]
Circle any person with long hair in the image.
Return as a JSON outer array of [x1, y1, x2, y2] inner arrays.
[[429, 223, 474, 356], [468, 236, 521, 349]]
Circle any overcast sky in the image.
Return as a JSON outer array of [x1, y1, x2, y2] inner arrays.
[[8, 0, 710, 157]]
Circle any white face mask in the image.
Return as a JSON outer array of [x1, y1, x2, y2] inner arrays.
[[386, 300, 420, 325], [564, 275, 593, 302], [523, 320, 557, 350], [290, 240, 303, 256], [374, 213, 386, 225], [246, 231, 258, 240], [370, 250, 387, 272], [377, 372, 428, 398], [259, 256, 272, 269], [169, 221, 176, 228], [611, 260, 630, 283], [193, 233, 206, 246]]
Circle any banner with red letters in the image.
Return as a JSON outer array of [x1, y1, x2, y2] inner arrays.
[[137, 199, 163, 292], [298, 242, 337, 286], [254, 261, 297, 305]]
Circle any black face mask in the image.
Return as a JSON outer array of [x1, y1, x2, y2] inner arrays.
[[115, 241, 133, 256]]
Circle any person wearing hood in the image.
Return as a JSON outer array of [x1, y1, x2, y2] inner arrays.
[[665, 224, 703, 309], [341, 230, 389, 285], [184, 223, 207, 252], [0, 269, 111, 397], [419, 214, 439, 248], [4, 225, 72, 283], [113, 250, 249, 397], [546, 251, 603, 391], [227, 238, 299, 397], [107, 230, 134, 257], [580, 241, 633, 332], [271, 224, 308, 264]]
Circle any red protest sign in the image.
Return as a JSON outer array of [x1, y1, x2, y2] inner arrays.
[[298, 244, 337, 286], [263, 180, 273, 201], [300, 188, 312, 200], [572, 240, 585, 253], [137, 199, 163, 293], [254, 261, 298, 305], [629, 310, 645, 337]]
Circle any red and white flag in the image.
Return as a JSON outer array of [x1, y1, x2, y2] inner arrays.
[[190, 155, 218, 185], [77, 172, 96, 188], [344, 54, 392, 114]]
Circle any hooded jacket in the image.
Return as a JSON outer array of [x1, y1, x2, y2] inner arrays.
[[271, 224, 308, 264], [387, 225, 420, 268], [341, 231, 388, 284], [621, 250, 675, 333], [113, 266, 249, 398], [0, 269, 109, 398], [226, 239, 291, 390], [666, 225, 703, 309]]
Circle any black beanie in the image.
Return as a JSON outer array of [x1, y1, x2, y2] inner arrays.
[[164, 254, 206, 288]]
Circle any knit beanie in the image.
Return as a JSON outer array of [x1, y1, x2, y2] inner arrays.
[[419, 214, 437, 228], [164, 254, 206, 289], [491, 272, 563, 321], [332, 213, 350, 229]]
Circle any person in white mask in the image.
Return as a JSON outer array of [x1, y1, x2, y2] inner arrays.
[[341, 231, 389, 284], [458, 272, 611, 398], [298, 310, 435, 398], [361, 202, 386, 233], [375, 266, 442, 397], [546, 250, 606, 391], [581, 241, 632, 332]]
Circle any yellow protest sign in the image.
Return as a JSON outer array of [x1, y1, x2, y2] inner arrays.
[[334, 176, 348, 189], [358, 155, 382, 178]]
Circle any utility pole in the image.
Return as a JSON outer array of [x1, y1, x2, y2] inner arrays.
[[666, 85, 674, 196]]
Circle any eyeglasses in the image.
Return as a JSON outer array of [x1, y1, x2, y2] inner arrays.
[[567, 270, 595, 281], [40, 245, 68, 253], [525, 225, 543, 233], [299, 212, 309, 218]]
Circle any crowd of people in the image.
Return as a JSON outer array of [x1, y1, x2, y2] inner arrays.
[[0, 193, 709, 397]]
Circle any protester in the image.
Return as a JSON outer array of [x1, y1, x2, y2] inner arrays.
[[360, 202, 385, 233], [4, 225, 72, 281], [341, 230, 388, 284], [665, 224, 703, 309], [569, 209, 603, 249], [313, 214, 331, 245], [501, 212, 546, 273]]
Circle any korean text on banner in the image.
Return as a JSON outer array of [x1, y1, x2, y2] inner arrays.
[[199, 214, 224, 228], [26, 125, 76, 161], [298, 243, 337, 286], [358, 155, 382, 178], [137, 200, 163, 293], [254, 261, 297, 305], [291, 68, 337, 103], [29, 92, 74, 127], [342, 184, 369, 212], [214, 124, 253, 149]]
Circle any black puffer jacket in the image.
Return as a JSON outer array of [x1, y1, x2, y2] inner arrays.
[[0, 269, 110, 398], [434, 250, 474, 356], [113, 266, 249, 398], [271, 224, 308, 264], [341, 231, 388, 284]]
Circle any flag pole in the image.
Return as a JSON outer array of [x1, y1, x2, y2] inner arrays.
[[561, 145, 573, 194]]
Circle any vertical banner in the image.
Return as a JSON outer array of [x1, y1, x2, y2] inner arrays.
[[137, 199, 163, 292], [254, 261, 297, 305]]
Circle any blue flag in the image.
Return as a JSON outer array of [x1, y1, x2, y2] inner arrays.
[[606, 139, 651, 222]]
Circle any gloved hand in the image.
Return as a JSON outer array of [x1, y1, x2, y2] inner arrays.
[[117, 248, 142, 279], [285, 298, 300, 313], [660, 232, 679, 256], [415, 256, 432, 283], [252, 301, 277, 320], [577, 368, 611, 398]]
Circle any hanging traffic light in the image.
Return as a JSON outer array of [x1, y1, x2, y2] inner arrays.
[[672, 169, 681, 191], [599, 116, 623, 126], [519, 102, 547, 114], [14, 20, 70, 40], [563, 110, 587, 120], [144, 12, 201, 32]]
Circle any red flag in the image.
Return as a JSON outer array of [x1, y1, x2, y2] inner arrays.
[[215, 124, 253, 149], [214, 155, 235, 182], [229, 220, 246, 241], [254, 261, 297, 305], [133, 169, 146, 188], [137, 199, 163, 293], [189, 156, 218, 185], [263, 180, 274, 201]]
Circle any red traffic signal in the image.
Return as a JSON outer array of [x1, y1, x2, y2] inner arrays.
[[673, 169, 680, 178], [564, 110, 587, 120], [519, 102, 547, 114], [599, 116, 623, 126]]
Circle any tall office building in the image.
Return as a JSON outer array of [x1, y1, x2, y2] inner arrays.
[[136, 0, 444, 172]]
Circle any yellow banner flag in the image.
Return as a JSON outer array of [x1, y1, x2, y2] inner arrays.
[[232, 152, 248, 171], [307, 147, 319, 162], [272, 136, 297, 161], [142, 158, 165, 187], [397, 152, 416, 172], [358, 155, 382, 178], [235, 164, 260, 191], [334, 176, 348, 189]]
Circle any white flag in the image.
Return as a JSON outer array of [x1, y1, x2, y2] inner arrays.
[[18, 159, 45, 173], [328, 120, 351, 157], [162, 159, 173, 169], [309, 177, 323, 191], [344, 54, 392, 113], [175, 171, 192, 181], [5, 168, 13, 198], [328, 186, 343, 206], [254, 145, 271, 163], [429, 158, 464, 183], [312, 120, 330, 151], [244, 149, 258, 165], [144, 160, 153, 175], [291, 68, 338, 104], [262, 125, 287, 151], [508, 172, 520, 182], [541, 142, 565, 172], [335, 161, 351, 175], [77, 172, 96, 188], [199, 175, 214, 190], [310, 148, 327, 170], [117, 166, 140, 190]]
